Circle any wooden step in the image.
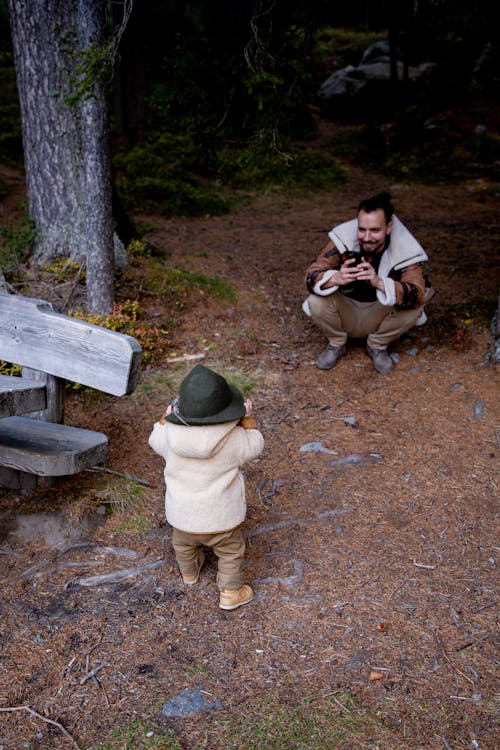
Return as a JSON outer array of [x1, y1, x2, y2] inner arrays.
[[0, 417, 108, 476], [0, 374, 47, 417]]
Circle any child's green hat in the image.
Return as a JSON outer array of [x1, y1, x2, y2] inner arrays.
[[166, 364, 245, 425]]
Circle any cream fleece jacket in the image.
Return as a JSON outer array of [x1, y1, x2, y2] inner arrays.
[[148, 419, 264, 533]]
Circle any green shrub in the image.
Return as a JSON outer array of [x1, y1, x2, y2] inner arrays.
[[217, 137, 347, 190], [113, 129, 347, 215], [0, 360, 22, 377], [113, 132, 229, 216]]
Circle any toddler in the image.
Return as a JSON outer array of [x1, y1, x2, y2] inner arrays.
[[148, 364, 264, 610]]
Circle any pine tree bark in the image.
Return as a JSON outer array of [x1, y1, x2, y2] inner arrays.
[[7, 0, 115, 313]]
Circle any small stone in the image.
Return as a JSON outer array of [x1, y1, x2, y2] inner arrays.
[[405, 347, 419, 356], [300, 441, 337, 455], [473, 400, 485, 420], [161, 688, 222, 718], [390, 352, 401, 363]]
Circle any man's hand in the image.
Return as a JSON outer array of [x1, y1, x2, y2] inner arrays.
[[316, 257, 384, 292], [352, 260, 385, 291], [335, 258, 363, 286]]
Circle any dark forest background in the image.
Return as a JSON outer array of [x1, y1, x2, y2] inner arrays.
[[1, 0, 499, 220]]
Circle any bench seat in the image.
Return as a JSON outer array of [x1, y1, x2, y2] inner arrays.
[[0, 416, 108, 476]]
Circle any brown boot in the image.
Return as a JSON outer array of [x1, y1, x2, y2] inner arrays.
[[219, 584, 254, 610]]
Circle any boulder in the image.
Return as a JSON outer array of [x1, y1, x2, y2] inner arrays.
[[317, 42, 437, 115]]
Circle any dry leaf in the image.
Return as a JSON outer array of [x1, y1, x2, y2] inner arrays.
[[369, 670, 385, 681]]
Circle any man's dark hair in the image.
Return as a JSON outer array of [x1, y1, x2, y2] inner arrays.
[[357, 192, 394, 223]]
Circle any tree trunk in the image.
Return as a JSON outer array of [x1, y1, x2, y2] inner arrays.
[[77, 0, 114, 313], [7, 0, 116, 313]]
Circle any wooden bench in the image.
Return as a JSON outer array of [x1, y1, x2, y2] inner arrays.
[[0, 293, 142, 492]]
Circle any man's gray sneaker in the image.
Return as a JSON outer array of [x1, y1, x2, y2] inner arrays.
[[316, 344, 346, 370], [366, 346, 393, 373]]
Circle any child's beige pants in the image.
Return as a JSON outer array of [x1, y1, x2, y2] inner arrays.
[[172, 525, 245, 590]]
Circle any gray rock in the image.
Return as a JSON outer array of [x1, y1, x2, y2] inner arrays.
[[161, 687, 221, 718], [317, 59, 436, 105], [300, 441, 337, 455], [474, 400, 485, 420], [359, 41, 390, 65], [316, 38, 438, 117]]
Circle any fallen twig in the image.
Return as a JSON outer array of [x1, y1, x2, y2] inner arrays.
[[331, 695, 352, 713], [456, 633, 490, 652], [61, 543, 141, 558], [472, 600, 496, 613], [247, 508, 351, 542], [56, 657, 78, 695], [437, 638, 475, 685], [85, 465, 150, 486], [65, 558, 164, 589], [80, 662, 110, 685], [0, 705, 80, 749], [166, 352, 206, 363], [436, 735, 453, 750], [412, 559, 435, 570]]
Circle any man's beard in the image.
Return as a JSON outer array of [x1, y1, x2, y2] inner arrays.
[[360, 243, 380, 255]]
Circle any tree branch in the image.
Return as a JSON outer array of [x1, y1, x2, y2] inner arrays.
[[0, 705, 80, 749]]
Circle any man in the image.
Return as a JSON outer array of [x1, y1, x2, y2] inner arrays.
[[303, 192, 433, 373]]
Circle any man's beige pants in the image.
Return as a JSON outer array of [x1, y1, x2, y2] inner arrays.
[[307, 292, 426, 349], [172, 525, 245, 590]]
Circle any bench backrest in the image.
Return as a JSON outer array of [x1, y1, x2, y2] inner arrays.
[[0, 294, 142, 396]]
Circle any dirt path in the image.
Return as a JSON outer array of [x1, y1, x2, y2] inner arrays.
[[0, 165, 499, 749]]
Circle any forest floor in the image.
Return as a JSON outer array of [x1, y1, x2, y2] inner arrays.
[[0, 123, 499, 750]]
